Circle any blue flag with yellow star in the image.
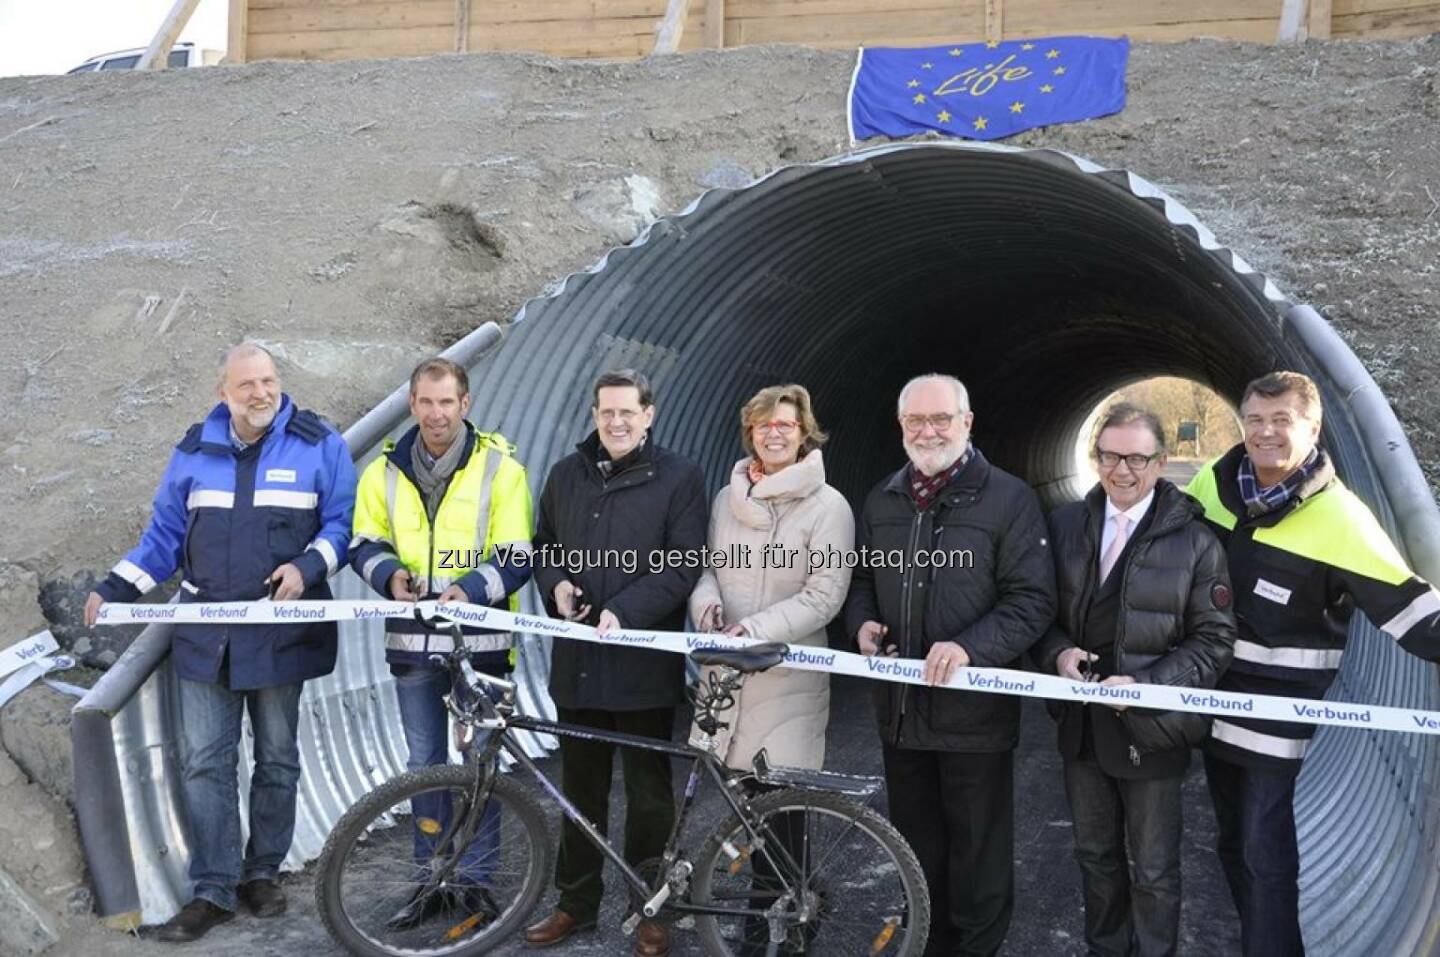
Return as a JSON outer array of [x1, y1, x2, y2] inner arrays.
[[848, 36, 1129, 142]]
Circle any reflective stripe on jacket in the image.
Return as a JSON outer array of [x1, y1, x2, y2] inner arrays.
[[350, 422, 533, 665], [1187, 444, 1440, 767], [96, 395, 357, 689]]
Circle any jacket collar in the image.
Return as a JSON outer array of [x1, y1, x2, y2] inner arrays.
[[1083, 478, 1198, 542], [1211, 442, 1335, 525], [578, 429, 656, 477], [727, 449, 826, 529], [198, 394, 295, 454], [386, 421, 477, 488], [883, 446, 990, 501]]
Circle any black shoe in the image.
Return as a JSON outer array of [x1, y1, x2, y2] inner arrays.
[[154, 899, 235, 943], [238, 878, 287, 918], [387, 884, 500, 931], [450, 885, 500, 924], [386, 885, 451, 930]]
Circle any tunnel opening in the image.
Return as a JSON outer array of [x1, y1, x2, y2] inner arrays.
[[461, 143, 1440, 954], [1074, 375, 1243, 488]]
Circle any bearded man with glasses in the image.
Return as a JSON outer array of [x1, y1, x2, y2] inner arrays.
[[845, 373, 1056, 956], [1035, 402, 1235, 957]]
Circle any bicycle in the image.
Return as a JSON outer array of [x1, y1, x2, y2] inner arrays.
[[314, 614, 930, 956]]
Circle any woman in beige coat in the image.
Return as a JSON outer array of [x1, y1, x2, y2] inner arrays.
[[689, 384, 855, 772]]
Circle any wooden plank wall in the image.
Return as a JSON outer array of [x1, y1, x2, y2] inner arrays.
[[237, 0, 1440, 64], [1332, 0, 1440, 37]]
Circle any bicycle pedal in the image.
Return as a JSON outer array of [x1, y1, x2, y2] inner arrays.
[[621, 912, 642, 936]]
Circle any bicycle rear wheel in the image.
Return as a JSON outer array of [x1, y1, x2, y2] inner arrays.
[[690, 787, 929, 956], [315, 764, 550, 957]]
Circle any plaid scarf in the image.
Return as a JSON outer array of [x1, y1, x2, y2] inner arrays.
[[908, 445, 972, 511], [1239, 448, 1319, 516]]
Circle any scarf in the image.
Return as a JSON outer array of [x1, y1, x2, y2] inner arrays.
[[1238, 447, 1319, 517], [908, 445, 972, 511], [411, 429, 467, 520]]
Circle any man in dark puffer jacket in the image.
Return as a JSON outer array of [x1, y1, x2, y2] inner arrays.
[[1036, 403, 1235, 957]]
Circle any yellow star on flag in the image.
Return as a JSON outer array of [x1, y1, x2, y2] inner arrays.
[[1010, 101, 1025, 114], [949, 48, 963, 56], [913, 93, 927, 104], [921, 62, 933, 70], [1046, 49, 1060, 59], [1040, 83, 1054, 93], [908, 79, 920, 88], [973, 116, 989, 131], [985, 39, 1000, 49], [938, 110, 952, 123], [1054, 66, 1067, 75], [1021, 43, 1035, 51]]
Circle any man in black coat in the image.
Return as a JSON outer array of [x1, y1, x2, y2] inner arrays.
[[1035, 403, 1235, 957], [523, 369, 708, 957], [845, 374, 1057, 957]]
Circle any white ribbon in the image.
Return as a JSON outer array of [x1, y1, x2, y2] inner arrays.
[[0, 631, 83, 709], [92, 600, 1440, 737]]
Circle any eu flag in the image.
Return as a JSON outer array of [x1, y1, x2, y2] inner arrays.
[[848, 36, 1129, 142]]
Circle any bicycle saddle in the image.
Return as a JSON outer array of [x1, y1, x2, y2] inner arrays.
[[689, 641, 789, 674]]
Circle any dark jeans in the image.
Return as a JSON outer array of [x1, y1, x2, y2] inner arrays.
[[1063, 758, 1182, 956], [554, 705, 676, 922], [1204, 752, 1305, 957], [177, 677, 303, 912], [393, 662, 500, 886], [882, 745, 1014, 957]]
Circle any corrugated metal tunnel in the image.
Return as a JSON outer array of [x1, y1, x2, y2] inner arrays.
[[467, 143, 1440, 954], [73, 142, 1440, 953]]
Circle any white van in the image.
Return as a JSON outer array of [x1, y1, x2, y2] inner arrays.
[[67, 42, 222, 74]]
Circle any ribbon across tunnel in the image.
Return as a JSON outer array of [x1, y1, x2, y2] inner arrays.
[[93, 599, 1440, 737]]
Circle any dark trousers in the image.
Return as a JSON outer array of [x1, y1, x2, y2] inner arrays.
[[1203, 752, 1305, 957], [554, 705, 676, 922], [1064, 758, 1183, 956], [882, 745, 1014, 957]]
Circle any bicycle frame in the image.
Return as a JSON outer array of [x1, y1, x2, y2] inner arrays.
[[440, 653, 812, 921], [488, 713, 792, 921], [425, 629, 850, 927]]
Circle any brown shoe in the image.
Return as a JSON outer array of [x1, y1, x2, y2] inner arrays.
[[523, 909, 596, 948], [633, 919, 672, 957]]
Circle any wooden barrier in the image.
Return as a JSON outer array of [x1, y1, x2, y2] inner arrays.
[[226, 0, 1440, 64]]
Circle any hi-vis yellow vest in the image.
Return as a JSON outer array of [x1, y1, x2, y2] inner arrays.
[[353, 431, 531, 655]]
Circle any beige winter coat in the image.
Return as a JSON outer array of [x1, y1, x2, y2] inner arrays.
[[688, 450, 855, 770]]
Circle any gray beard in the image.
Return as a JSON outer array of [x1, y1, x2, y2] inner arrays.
[[906, 442, 963, 477]]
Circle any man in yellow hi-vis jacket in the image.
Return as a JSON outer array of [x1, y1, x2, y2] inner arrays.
[[349, 356, 533, 929]]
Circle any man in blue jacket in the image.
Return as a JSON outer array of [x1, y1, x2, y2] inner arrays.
[[84, 343, 356, 942]]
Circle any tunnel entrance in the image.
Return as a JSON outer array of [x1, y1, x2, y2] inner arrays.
[[463, 143, 1440, 954], [1076, 375, 1242, 489]]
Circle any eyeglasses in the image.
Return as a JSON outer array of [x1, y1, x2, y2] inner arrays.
[[1096, 449, 1160, 471], [597, 409, 641, 423], [900, 413, 957, 434], [753, 420, 800, 436]]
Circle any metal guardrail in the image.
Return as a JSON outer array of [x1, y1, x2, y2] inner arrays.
[[69, 143, 1440, 951]]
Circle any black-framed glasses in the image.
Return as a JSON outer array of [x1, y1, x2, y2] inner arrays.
[[1095, 449, 1161, 470]]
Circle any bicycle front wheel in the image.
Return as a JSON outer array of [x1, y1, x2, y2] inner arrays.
[[690, 787, 930, 956], [315, 764, 551, 957]]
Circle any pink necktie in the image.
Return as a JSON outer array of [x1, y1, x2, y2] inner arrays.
[[1099, 513, 1130, 584]]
